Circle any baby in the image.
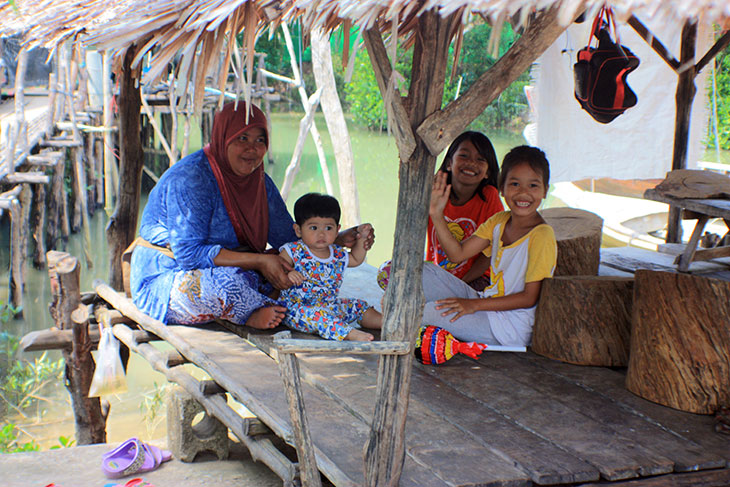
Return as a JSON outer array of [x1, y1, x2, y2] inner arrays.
[[278, 193, 383, 341]]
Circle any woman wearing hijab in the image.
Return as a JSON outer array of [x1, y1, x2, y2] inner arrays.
[[130, 102, 371, 330]]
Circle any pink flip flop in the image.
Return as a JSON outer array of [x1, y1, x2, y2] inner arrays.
[[101, 438, 172, 479]]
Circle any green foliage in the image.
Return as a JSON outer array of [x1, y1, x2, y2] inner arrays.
[[708, 47, 730, 151], [1, 331, 64, 420], [0, 422, 74, 453], [140, 382, 169, 441], [338, 21, 528, 131], [0, 423, 39, 453]]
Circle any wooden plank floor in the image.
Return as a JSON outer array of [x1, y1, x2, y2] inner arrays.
[[159, 323, 729, 487]]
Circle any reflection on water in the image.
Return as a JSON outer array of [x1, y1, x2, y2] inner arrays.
[[0, 111, 525, 448]]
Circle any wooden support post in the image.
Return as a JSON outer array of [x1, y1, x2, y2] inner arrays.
[[9, 195, 23, 313], [273, 331, 322, 487], [363, 10, 453, 486], [47, 156, 70, 248], [311, 27, 361, 228], [47, 251, 107, 444], [667, 21, 698, 243], [19, 184, 31, 277], [106, 47, 144, 291], [32, 181, 47, 268]]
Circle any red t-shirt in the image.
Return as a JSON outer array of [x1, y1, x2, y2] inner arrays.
[[426, 185, 503, 280]]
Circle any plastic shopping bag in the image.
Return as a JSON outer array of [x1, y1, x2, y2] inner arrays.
[[89, 325, 128, 397]]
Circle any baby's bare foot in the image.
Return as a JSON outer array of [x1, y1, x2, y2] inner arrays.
[[345, 329, 374, 342], [246, 306, 286, 330]]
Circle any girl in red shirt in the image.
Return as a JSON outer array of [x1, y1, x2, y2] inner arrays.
[[426, 131, 503, 288]]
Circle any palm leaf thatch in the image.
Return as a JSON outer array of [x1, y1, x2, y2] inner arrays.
[[2, 0, 730, 113]]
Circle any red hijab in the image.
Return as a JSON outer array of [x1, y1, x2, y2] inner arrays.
[[204, 102, 269, 252]]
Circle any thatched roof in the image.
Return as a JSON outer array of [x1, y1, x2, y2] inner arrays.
[[1, 0, 727, 109]]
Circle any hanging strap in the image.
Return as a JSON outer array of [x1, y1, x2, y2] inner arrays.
[[121, 236, 174, 297]]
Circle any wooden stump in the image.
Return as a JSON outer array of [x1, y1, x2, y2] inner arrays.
[[626, 270, 730, 414], [533, 276, 633, 366], [542, 207, 603, 276]]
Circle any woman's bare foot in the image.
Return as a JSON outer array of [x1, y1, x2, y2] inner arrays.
[[245, 306, 286, 330], [345, 329, 374, 341]]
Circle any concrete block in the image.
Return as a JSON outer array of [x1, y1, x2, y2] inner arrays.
[[166, 386, 229, 462]]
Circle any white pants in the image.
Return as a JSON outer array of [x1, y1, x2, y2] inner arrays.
[[421, 263, 498, 345]]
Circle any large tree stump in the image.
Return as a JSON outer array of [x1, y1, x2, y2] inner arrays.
[[626, 270, 730, 414], [533, 276, 633, 366], [542, 207, 603, 276]]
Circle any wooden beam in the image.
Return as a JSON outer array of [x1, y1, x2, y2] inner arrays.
[[273, 338, 411, 355], [696, 29, 730, 74], [4, 172, 50, 184], [627, 16, 681, 72], [416, 6, 566, 156], [362, 28, 417, 162]]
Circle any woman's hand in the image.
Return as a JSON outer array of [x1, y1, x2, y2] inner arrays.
[[434, 297, 482, 322], [336, 224, 375, 251], [430, 171, 451, 218], [257, 253, 294, 290]]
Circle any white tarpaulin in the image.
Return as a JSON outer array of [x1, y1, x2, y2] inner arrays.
[[530, 13, 710, 183]]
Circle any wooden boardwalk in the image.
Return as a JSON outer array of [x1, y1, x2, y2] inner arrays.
[[102, 285, 730, 487]]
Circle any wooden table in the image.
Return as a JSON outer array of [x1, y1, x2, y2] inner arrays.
[[644, 188, 730, 272]]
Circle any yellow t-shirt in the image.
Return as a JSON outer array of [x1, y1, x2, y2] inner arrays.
[[471, 211, 557, 345]]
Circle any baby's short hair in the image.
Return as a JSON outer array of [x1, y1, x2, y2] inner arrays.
[[293, 193, 341, 225], [498, 145, 550, 191]]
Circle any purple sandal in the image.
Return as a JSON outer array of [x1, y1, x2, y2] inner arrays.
[[101, 438, 172, 479]]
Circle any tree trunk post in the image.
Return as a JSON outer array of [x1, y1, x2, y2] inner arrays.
[[363, 10, 453, 486], [106, 47, 144, 290], [667, 20, 697, 243], [311, 27, 361, 228], [32, 181, 47, 268], [47, 251, 107, 444], [9, 195, 24, 314]]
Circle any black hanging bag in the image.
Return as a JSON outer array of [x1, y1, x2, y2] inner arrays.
[[574, 7, 640, 123]]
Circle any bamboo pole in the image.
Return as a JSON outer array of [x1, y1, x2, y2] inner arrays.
[[281, 23, 334, 196], [140, 94, 176, 164]]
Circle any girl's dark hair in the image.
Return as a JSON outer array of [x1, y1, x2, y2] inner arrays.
[[294, 192, 341, 225], [437, 131, 499, 201], [498, 145, 550, 191]]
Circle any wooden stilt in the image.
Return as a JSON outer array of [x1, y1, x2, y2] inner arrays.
[[102, 51, 115, 217], [47, 251, 107, 444], [9, 194, 24, 314], [31, 182, 47, 268], [19, 184, 32, 278]]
